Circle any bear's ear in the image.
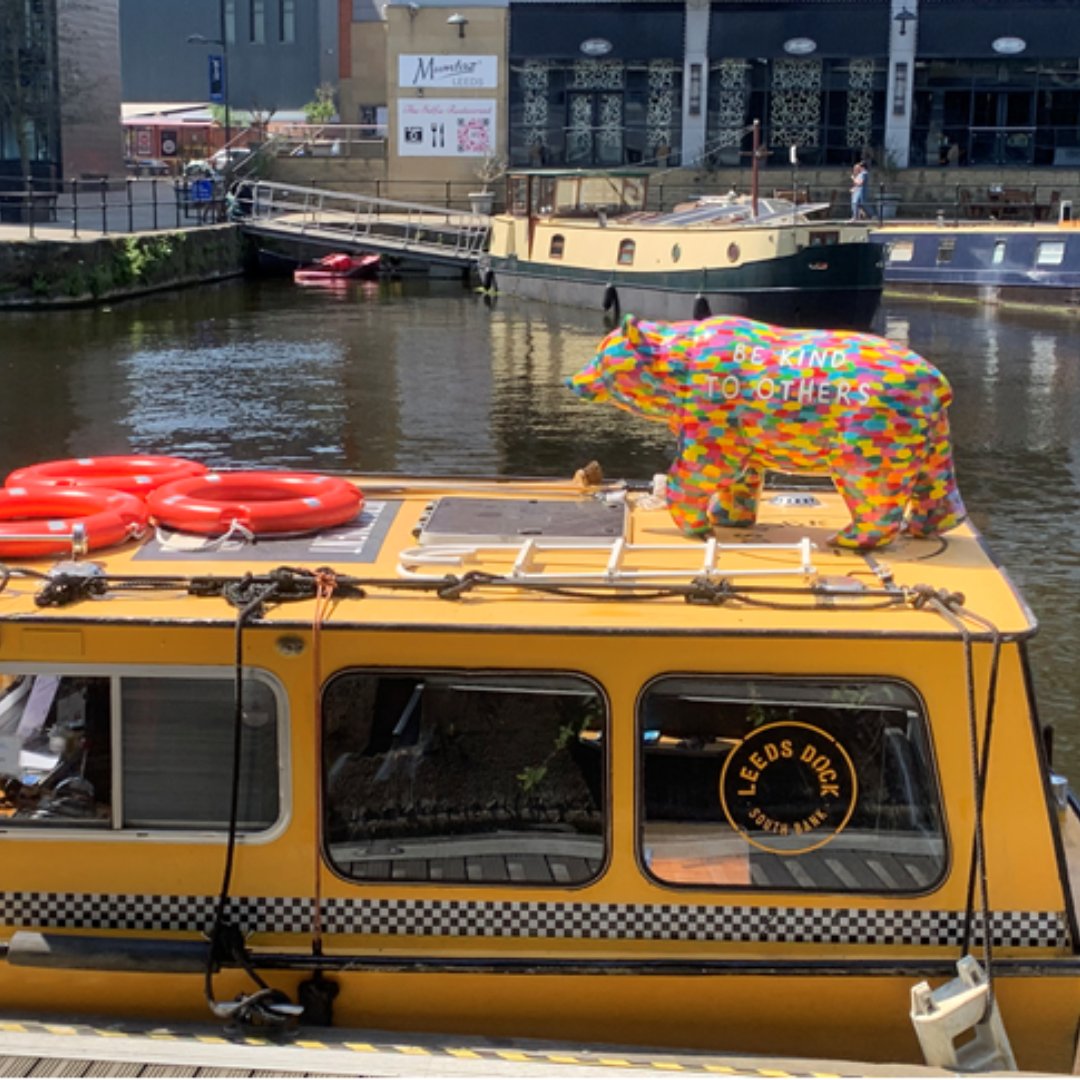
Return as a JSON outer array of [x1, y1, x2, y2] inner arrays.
[[622, 314, 667, 354]]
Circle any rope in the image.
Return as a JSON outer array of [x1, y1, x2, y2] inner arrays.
[[203, 578, 292, 1027], [908, 585, 1001, 1013], [309, 567, 338, 959]]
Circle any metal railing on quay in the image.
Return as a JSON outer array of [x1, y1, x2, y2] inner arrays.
[[0, 176, 238, 240]]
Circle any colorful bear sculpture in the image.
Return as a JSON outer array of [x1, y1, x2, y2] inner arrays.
[[567, 314, 966, 549]]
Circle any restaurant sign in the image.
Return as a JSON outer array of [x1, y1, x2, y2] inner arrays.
[[399, 55, 498, 89]]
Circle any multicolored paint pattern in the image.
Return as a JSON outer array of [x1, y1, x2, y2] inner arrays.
[[567, 314, 966, 549]]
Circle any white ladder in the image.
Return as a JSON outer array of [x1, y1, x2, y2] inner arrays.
[[398, 536, 818, 584]]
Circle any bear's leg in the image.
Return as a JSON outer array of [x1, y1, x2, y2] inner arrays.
[[830, 471, 910, 549], [905, 413, 968, 537], [707, 469, 762, 529], [665, 456, 716, 536]]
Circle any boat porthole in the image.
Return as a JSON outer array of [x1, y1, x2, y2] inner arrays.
[[693, 295, 712, 321], [727, 242, 740, 263]]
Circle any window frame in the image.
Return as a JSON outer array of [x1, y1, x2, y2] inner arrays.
[[634, 672, 948, 896], [617, 238, 636, 265], [0, 663, 289, 843], [320, 666, 610, 888]]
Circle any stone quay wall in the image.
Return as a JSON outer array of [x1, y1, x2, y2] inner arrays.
[[0, 226, 247, 310]]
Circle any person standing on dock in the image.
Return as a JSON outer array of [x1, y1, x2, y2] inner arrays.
[[850, 161, 869, 220]]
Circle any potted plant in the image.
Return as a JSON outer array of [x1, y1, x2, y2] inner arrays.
[[469, 152, 506, 215]]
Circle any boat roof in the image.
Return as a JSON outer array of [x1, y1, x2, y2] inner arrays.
[[507, 168, 651, 180], [0, 474, 1035, 639]]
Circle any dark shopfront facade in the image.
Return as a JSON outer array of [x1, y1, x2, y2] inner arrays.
[[910, 1, 1080, 168], [506, 0, 1080, 172]]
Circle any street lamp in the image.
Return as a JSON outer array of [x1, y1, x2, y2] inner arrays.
[[187, 7, 230, 161]]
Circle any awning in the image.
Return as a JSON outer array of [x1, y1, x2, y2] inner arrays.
[[916, 3, 1080, 59], [709, 3, 888, 59], [510, 3, 685, 60]]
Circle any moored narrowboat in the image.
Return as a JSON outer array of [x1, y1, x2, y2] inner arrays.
[[0, 382, 1077, 1071], [483, 167, 884, 330], [871, 214, 1080, 312]]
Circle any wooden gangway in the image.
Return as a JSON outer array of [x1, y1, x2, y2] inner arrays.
[[239, 180, 491, 270]]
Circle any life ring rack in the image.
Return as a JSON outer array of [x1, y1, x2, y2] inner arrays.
[[0, 486, 150, 558], [7, 455, 207, 495], [148, 471, 364, 537]]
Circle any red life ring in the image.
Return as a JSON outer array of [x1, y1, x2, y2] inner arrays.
[[0, 486, 150, 558], [148, 471, 363, 536], [7, 455, 207, 496]]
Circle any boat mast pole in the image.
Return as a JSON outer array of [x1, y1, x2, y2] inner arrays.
[[751, 119, 761, 219]]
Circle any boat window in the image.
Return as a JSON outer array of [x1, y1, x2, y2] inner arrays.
[[809, 231, 839, 247], [936, 239, 956, 265], [638, 677, 945, 894], [0, 672, 280, 832], [887, 240, 914, 263], [1036, 241, 1066, 266], [991, 241, 1007, 265], [549, 234, 565, 259], [618, 239, 636, 265], [322, 670, 606, 886]]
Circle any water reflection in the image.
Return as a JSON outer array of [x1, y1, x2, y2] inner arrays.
[[1, 283, 1078, 774]]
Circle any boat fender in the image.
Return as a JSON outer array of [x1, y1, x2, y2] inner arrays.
[[693, 294, 712, 321], [602, 284, 620, 319], [482, 268, 497, 293]]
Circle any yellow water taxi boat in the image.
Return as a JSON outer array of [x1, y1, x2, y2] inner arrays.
[[0, 463, 1076, 1073]]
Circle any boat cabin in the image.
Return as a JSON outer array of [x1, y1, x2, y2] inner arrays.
[[506, 168, 650, 221], [0, 467, 1076, 1071]]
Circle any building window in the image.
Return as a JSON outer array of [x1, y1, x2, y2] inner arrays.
[[280, 0, 295, 43], [322, 670, 606, 885], [251, 0, 266, 44], [549, 234, 565, 259], [1036, 241, 1066, 266], [639, 677, 945, 892], [0, 672, 281, 832], [225, 0, 236, 45], [618, 239, 635, 265]]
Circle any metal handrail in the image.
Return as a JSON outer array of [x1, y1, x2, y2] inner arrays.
[[242, 180, 492, 261]]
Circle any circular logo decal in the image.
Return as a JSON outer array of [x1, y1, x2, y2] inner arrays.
[[992, 36, 1026, 54], [783, 37, 817, 55], [580, 38, 613, 57], [719, 721, 857, 855]]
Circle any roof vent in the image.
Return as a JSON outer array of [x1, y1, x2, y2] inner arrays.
[[417, 497, 626, 547]]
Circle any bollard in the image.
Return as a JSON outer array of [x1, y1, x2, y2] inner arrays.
[[126, 177, 134, 233], [71, 178, 79, 238], [100, 176, 109, 235]]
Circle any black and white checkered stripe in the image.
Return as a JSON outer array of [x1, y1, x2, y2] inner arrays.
[[0, 892, 1067, 949]]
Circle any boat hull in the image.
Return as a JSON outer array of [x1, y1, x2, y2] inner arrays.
[[871, 225, 1080, 312], [487, 242, 884, 330]]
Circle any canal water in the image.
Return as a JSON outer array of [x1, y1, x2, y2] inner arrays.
[[2, 280, 1079, 774]]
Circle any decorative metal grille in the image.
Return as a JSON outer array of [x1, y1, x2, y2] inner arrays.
[[846, 58, 875, 152], [713, 59, 748, 151], [646, 59, 676, 155], [521, 60, 551, 151], [568, 93, 594, 162], [770, 59, 823, 149], [570, 59, 625, 91], [598, 93, 623, 157]]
